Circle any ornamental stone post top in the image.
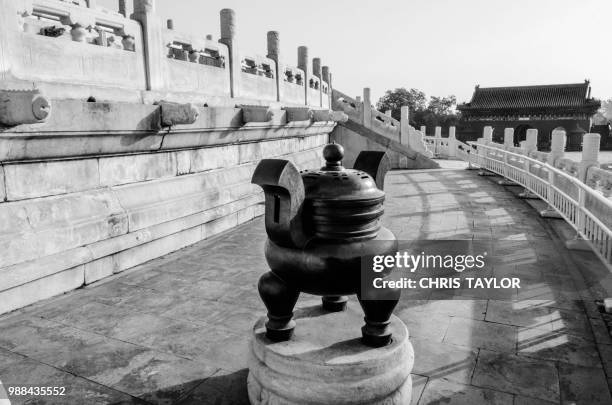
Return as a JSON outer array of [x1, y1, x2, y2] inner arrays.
[[582, 133, 600, 163], [266, 31, 280, 59], [550, 129, 566, 153], [313, 58, 322, 78], [322, 66, 330, 83], [297, 46, 308, 72], [483, 126, 493, 142], [503, 128, 514, 148], [525, 129, 538, 152], [220, 8, 236, 40]]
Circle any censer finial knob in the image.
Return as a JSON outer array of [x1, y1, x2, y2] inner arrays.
[[323, 143, 344, 169]]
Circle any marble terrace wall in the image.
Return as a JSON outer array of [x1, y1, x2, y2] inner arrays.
[[0, 0, 341, 314]]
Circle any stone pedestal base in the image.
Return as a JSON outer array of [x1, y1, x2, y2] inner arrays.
[[540, 207, 563, 219], [497, 179, 517, 186], [565, 236, 592, 252], [518, 189, 539, 199], [247, 303, 414, 405]]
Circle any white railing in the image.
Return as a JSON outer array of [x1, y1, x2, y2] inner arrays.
[[467, 138, 612, 270], [423, 136, 449, 157]]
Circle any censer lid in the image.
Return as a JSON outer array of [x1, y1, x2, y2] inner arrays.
[[300, 143, 384, 203]]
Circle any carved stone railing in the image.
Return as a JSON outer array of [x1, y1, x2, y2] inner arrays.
[[0, 0, 332, 109], [331, 88, 434, 157], [423, 136, 449, 157], [586, 167, 612, 198], [279, 65, 305, 105], [2, 0, 146, 102], [159, 27, 231, 98], [463, 131, 612, 270], [22, 0, 138, 50]]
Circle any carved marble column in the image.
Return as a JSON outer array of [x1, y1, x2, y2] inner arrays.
[[483, 126, 493, 143], [267, 31, 282, 102], [540, 129, 567, 218], [579, 133, 600, 182], [548, 129, 566, 165], [298, 46, 310, 106], [131, 0, 165, 90], [220, 9, 241, 98], [313, 57, 322, 107], [503, 128, 514, 148], [362, 87, 372, 129], [448, 126, 457, 157], [322, 65, 331, 107], [524, 129, 538, 154], [518, 129, 540, 198]]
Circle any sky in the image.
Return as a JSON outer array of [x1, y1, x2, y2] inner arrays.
[[102, 0, 612, 105]]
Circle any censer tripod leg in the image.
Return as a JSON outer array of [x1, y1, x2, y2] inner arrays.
[[258, 271, 300, 342], [357, 288, 401, 348]]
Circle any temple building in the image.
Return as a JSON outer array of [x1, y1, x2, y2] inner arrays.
[[457, 81, 601, 150]]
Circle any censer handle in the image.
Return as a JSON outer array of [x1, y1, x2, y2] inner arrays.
[[251, 159, 309, 249], [353, 151, 391, 190]]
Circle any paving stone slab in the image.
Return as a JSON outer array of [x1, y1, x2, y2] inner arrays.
[[517, 327, 601, 367], [0, 349, 145, 405], [175, 368, 250, 405], [1, 168, 611, 403], [410, 337, 478, 384], [558, 362, 612, 405], [485, 300, 554, 330], [471, 349, 559, 402], [418, 378, 513, 405], [443, 317, 517, 353]]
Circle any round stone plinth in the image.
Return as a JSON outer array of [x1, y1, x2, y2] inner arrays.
[[247, 303, 414, 404]]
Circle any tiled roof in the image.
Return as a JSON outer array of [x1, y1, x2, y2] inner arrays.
[[460, 82, 597, 110]]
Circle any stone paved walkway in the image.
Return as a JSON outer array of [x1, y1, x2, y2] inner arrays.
[[1, 164, 612, 404]]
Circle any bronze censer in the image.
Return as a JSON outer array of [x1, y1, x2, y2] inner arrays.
[[251, 143, 400, 347]]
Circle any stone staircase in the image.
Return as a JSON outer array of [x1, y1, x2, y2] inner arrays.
[[330, 89, 439, 169]]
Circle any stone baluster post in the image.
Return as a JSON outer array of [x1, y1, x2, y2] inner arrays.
[[267, 31, 282, 102], [385, 110, 392, 117], [132, 0, 164, 91], [518, 129, 539, 198], [356, 96, 361, 103], [298, 46, 310, 106], [448, 126, 457, 157], [483, 126, 493, 143], [541, 129, 567, 218], [503, 128, 514, 148], [548, 129, 566, 165], [578, 133, 600, 183], [363, 87, 372, 129], [400, 106, 410, 145], [565, 133, 601, 250], [434, 126, 442, 155], [524, 129, 538, 154], [420, 125, 426, 136], [477, 126, 494, 175], [313, 57, 322, 107], [322, 66, 331, 107], [220, 9, 241, 98], [497, 130, 515, 185]]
